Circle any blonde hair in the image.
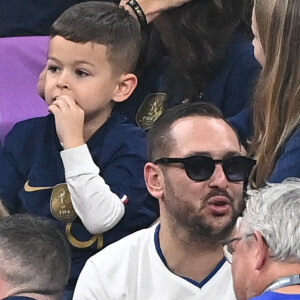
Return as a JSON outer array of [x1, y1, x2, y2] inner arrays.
[[250, 0, 300, 188]]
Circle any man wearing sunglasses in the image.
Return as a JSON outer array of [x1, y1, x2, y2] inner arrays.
[[74, 102, 255, 299], [223, 178, 300, 300]]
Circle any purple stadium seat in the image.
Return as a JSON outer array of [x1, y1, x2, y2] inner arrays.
[[0, 36, 49, 143]]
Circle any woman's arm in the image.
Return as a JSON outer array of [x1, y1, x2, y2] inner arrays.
[[268, 127, 300, 183], [120, 0, 192, 23]]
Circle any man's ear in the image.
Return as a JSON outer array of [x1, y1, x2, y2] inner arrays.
[[112, 73, 138, 103], [253, 231, 269, 271], [144, 162, 164, 200]]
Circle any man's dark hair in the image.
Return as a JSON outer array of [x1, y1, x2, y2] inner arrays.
[[0, 214, 70, 298], [147, 102, 240, 161], [50, 1, 141, 74]]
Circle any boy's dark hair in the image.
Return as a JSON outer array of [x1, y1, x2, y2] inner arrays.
[[147, 102, 240, 161], [51, 1, 141, 74]]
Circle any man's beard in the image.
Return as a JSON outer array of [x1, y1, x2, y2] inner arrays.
[[164, 176, 245, 243], [183, 208, 243, 242]]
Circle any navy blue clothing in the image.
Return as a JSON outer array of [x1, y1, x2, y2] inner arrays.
[[201, 32, 260, 118], [268, 126, 300, 183], [117, 31, 260, 123], [0, 0, 118, 37], [0, 112, 159, 289], [116, 57, 168, 123], [230, 114, 300, 183], [229, 107, 253, 144], [251, 291, 300, 299]]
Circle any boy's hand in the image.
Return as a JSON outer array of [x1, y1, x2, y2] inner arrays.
[[48, 96, 85, 149]]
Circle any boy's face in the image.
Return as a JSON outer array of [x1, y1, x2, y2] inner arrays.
[[45, 36, 121, 121]]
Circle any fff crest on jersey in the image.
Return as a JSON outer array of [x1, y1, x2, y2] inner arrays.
[[136, 93, 167, 130], [50, 183, 77, 222]]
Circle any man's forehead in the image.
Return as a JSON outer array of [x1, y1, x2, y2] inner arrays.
[[170, 116, 241, 155], [171, 115, 232, 130]]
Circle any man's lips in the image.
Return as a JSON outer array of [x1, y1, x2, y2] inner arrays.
[[208, 196, 231, 205], [207, 196, 231, 215]]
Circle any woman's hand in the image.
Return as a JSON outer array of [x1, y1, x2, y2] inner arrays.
[[120, 0, 192, 23]]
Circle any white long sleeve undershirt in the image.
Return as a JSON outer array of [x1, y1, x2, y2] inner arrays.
[[60, 144, 125, 234]]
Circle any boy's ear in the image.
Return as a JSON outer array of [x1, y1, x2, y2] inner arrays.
[[112, 73, 138, 103]]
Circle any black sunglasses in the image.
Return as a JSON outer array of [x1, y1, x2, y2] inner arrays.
[[154, 155, 256, 182]]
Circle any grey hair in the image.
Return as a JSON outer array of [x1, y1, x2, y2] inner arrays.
[[0, 214, 70, 297], [242, 178, 300, 262]]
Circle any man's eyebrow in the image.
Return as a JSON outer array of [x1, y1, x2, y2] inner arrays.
[[186, 151, 211, 157], [185, 151, 242, 158], [222, 151, 243, 159]]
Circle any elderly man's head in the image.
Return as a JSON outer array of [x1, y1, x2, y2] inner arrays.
[[224, 178, 300, 300]]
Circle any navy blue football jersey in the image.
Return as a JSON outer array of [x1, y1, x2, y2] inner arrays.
[[0, 112, 159, 289]]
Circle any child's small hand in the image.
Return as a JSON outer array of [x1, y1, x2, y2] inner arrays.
[[48, 96, 85, 149]]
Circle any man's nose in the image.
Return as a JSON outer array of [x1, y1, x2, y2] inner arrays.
[[208, 164, 229, 189]]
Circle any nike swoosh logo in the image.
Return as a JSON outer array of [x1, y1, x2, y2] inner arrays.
[[24, 181, 53, 192]]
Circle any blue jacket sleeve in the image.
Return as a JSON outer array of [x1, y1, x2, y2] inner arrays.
[[221, 47, 260, 118], [268, 127, 300, 183], [228, 108, 252, 144]]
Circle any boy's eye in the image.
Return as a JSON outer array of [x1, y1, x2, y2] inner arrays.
[[75, 69, 90, 77], [47, 65, 60, 73]]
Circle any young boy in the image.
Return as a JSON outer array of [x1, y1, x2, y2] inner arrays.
[[0, 1, 159, 296]]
